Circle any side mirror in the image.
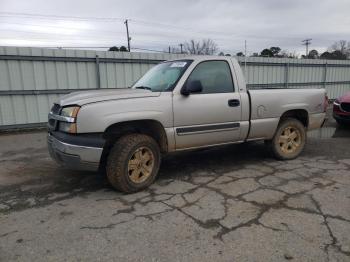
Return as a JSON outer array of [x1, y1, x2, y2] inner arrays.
[[181, 80, 203, 96]]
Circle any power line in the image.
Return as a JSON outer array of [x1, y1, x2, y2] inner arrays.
[[0, 44, 170, 53], [0, 21, 232, 42], [131, 47, 168, 53], [0, 21, 125, 34], [129, 19, 310, 41], [0, 11, 321, 55], [0, 12, 298, 41], [129, 18, 230, 37], [0, 13, 238, 40], [0, 12, 124, 22], [0, 11, 313, 42], [0, 30, 124, 40]]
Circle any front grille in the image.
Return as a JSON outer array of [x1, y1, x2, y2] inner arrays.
[[51, 103, 61, 114], [48, 119, 57, 130], [48, 104, 61, 131], [340, 102, 350, 113]]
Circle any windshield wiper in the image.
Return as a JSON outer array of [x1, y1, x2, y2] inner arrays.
[[134, 86, 152, 91]]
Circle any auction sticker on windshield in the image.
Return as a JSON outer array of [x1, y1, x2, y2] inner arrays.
[[170, 62, 187, 67]]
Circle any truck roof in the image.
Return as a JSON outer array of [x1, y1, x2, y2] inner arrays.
[[169, 55, 237, 63]]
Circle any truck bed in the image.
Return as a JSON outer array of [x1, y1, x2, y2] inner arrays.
[[246, 88, 326, 140]]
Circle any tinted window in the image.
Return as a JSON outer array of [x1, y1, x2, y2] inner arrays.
[[186, 61, 234, 94]]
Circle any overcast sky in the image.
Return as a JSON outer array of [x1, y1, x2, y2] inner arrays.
[[0, 0, 349, 55]]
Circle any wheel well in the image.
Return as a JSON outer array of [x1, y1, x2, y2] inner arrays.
[[103, 120, 168, 152], [98, 120, 168, 173], [280, 109, 309, 127]]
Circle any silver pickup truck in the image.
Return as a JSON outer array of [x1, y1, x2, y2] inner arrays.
[[48, 56, 327, 192]]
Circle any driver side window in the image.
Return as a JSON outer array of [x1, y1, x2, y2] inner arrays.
[[186, 61, 234, 94]]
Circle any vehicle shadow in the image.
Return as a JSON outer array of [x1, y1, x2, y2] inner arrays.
[[1, 141, 270, 212], [332, 124, 350, 138], [3, 120, 349, 213]]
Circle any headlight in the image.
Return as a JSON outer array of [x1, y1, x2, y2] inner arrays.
[[58, 106, 80, 133], [333, 100, 340, 106], [58, 122, 77, 133], [60, 106, 80, 118]]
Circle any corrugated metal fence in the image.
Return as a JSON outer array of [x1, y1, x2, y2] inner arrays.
[[0, 46, 350, 129]]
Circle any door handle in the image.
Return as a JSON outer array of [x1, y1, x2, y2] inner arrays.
[[228, 99, 240, 107]]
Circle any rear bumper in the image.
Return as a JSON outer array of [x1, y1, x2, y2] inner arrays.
[[308, 112, 327, 130], [47, 132, 104, 171]]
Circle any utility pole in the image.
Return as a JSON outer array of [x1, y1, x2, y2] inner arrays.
[[302, 39, 312, 57], [244, 40, 247, 82], [124, 19, 131, 52], [179, 43, 184, 54]]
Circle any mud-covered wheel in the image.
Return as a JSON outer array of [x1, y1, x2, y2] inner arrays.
[[267, 118, 306, 160], [106, 134, 161, 193]]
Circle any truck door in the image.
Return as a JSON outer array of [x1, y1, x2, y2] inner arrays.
[[173, 60, 242, 149]]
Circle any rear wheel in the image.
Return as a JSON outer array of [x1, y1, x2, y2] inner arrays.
[[106, 134, 161, 193], [267, 118, 306, 160]]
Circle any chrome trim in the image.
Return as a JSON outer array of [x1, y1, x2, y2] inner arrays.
[[48, 134, 103, 163], [176, 122, 240, 136], [177, 127, 240, 136], [48, 112, 75, 123]]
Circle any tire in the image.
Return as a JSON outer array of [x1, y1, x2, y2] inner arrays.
[[267, 118, 306, 160], [106, 134, 161, 193]]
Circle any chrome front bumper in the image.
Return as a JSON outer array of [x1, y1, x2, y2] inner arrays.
[[47, 133, 103, 171]]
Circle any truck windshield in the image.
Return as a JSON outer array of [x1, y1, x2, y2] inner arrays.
[[132, 60, 192, 92]]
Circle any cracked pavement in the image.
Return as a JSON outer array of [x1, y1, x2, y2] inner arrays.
[[1, 115, 350, 261]]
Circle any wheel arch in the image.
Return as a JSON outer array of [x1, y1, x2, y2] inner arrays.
[[99, 119, 168, 172], [104, 119, 168, 151], [279, 109, 309, 127]]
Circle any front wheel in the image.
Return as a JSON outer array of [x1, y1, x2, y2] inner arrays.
[[266, 118, 306, 160], [106, 134, 161, 193]]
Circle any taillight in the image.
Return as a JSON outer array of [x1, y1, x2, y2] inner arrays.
[[324, 95, 328, 112]]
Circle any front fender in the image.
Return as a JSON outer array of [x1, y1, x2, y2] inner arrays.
[[102, 111, 165, 132], [76, 94, 173, 133]]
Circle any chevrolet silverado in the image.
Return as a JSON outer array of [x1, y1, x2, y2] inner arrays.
[[48, 56, 327, 192]]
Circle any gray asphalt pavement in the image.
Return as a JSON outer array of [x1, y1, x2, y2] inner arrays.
[[1, 113, 350, 262]]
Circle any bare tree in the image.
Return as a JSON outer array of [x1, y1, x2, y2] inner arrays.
[[185, 40, 203, 55], [331, 40, 347, 53], [276, 50, 298, 59], [184, 39, 218, 55], [330, 40, 350, 58]]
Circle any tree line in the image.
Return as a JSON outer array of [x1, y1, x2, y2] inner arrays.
[[249, 40, 350, 60], [108, 39, 350, 60]]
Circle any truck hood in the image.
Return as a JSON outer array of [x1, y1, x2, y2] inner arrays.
[[58, 88, 161, 106]]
